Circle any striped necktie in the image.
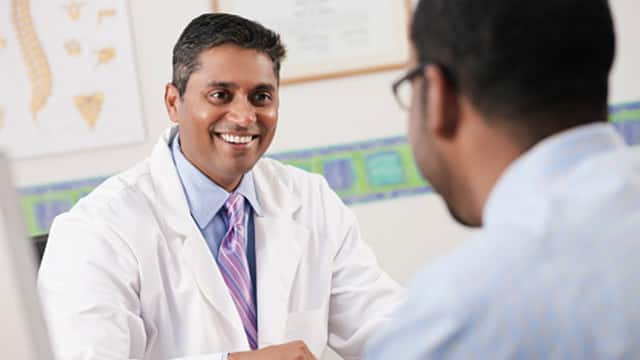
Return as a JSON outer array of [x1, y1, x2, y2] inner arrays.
[[218, 193, 258, 349]]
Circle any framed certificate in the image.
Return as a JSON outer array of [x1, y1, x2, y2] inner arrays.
[[211, 0, 412, 84]]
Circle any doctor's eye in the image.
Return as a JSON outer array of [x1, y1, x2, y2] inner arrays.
[[251, 91, 273, 106], [208, 90, 231, 103]]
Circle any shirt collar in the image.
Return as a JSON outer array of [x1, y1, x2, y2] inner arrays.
[[171, 131, 263, 229], [483, 122, 626, 227]]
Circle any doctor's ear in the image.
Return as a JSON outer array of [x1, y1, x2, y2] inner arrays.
[[164, 83, 182, 124], [425, 65, 460, 140]]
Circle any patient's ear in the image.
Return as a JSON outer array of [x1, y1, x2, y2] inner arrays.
[[164, 83, 181, 124], [425, 65, 460, 141]]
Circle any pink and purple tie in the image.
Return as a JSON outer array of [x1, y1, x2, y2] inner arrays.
[[218, 193, 258, 349]]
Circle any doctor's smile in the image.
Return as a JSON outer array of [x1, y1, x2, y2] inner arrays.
[[217, 133, 259, 145], [212, 128, 262, 150]]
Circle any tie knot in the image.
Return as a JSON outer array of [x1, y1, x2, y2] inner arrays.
[[224, 193, 244, 216]]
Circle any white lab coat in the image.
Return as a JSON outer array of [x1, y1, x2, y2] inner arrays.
[[38, 127, 404, 360]]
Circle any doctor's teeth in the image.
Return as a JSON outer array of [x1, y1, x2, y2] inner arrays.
[[220, 134, 253, 144]]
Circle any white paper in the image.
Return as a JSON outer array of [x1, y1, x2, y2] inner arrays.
[[216, 0, 410, 82]]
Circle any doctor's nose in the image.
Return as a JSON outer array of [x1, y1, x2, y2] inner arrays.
[[227, 97, 257, 126]]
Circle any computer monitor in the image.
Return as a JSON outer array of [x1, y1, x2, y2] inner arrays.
[[0, 153, 53, 359]]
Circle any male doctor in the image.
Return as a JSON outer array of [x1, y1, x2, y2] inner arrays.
[[38, 13, 403, 360]]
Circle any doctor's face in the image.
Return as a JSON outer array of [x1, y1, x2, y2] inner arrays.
[[165, 44, 279, 191]]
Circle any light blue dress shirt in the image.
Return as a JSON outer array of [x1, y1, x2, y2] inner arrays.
[[365, 123, 640, 359], [170, 132, 262, 314]]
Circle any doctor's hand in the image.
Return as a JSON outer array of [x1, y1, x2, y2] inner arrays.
[[228, 340, 317, 360]]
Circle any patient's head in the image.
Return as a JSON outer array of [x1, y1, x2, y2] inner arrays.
[[403, 0, 615, 226]]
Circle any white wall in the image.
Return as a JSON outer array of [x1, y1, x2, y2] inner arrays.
[[609, 0, 640, 104]]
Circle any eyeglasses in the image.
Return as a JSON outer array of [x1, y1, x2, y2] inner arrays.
[[391, 61, 456, 111], [392, 62, 428, 111]]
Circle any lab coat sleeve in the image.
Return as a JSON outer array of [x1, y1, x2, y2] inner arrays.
[[317, 179, 406, 360], [37, 213, 230, 360]]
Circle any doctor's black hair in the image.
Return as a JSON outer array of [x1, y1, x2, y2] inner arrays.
[[411, 0, 616, 141], [171, 13, 286, 98]]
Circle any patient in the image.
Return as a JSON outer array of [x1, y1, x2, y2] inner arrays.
[[366, 0, 640, 358]]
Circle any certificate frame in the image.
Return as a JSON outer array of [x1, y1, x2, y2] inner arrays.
[[210, 0, 412, 84]]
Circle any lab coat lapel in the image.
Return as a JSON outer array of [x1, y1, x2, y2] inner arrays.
[[181, 226, 246, 337], [252, 160, 308, 346], [149, 127, 246, 343], [254, 216, 308, 346]]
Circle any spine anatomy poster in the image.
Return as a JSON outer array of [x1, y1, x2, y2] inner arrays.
[[0, 0, 144, 158]]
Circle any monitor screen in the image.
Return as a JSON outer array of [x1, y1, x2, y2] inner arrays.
[[0, 153, 53, 360]]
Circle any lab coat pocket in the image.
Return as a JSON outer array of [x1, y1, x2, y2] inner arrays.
[[285, 308, 328, 357]]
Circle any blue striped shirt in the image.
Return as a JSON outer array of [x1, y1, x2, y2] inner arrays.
[[366, 123, 640, 359]]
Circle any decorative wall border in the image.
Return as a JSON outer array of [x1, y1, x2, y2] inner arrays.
[[20, 101, 640, 236]]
